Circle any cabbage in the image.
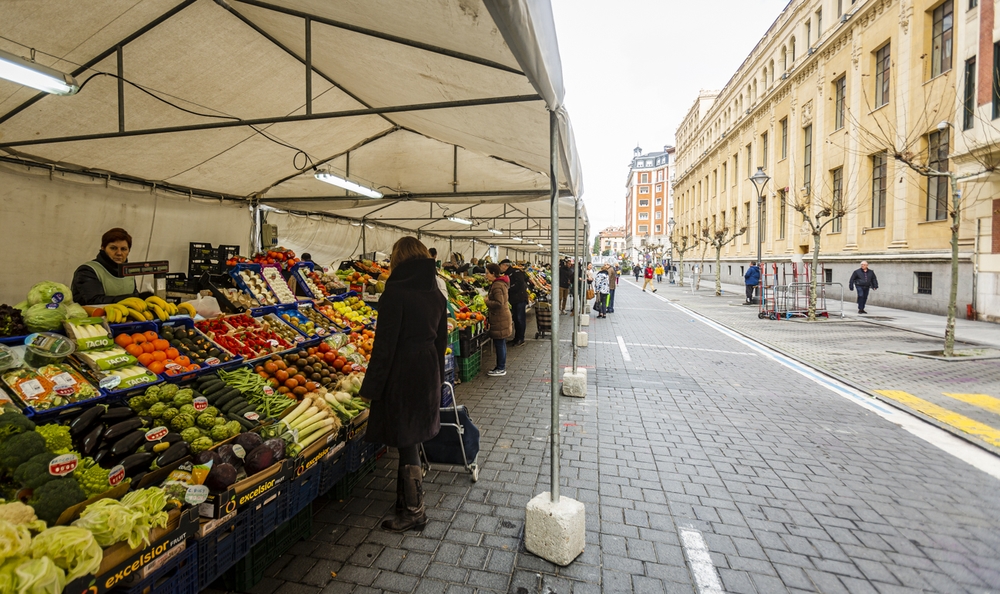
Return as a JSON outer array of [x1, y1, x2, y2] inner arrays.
[[0, 557, 21, 594], [63, 303, 87, 320], [26, 283, 73, 307], [29, 526, 102, 582], [13, 302, 28, 314], [14, 556, 65, 594], [23, 304, 67, 333], [0, 520, 32, 562]]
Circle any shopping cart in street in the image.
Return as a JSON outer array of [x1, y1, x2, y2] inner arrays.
[[534, 299, 552, 339], [420, 381, 480, 482]]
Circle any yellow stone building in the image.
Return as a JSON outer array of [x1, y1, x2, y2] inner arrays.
[[673, 0, 999, 320]]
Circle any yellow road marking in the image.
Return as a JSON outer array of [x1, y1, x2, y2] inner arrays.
[[942, 393, 1000, 417], [874, 390, 1000, 448]]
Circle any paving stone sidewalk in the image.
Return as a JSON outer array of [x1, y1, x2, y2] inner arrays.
[[211, 284, 1000, 594], [634, 278, 1000, 453]]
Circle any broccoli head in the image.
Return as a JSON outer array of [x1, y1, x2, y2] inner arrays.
[[0, 413, 35, 443], [13, 452, 58, 489], [0, 430, 46, 472], [28, 476, 87, 525], [35, 424, 72, 455]]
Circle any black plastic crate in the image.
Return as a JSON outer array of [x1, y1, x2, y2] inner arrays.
[[165, 272, 193, 291], [189, 242, 215, 260], [188, 258, 219, 278], [329, 456, 377, 500], [220, 504, 312, 592], [319, 446, 347, 495], [347, 439, 380, 473], [119, 539, 199, 594], [287, 467, 322, 516], [218, 244, 241, 264], [197, 513, 250, 590], [246, 483, 289, 547]]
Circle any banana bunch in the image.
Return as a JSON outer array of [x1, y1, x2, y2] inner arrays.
[[104, 296, 196, 324]]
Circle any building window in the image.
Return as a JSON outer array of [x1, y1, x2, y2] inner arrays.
[[831, 167, 843, 233], [791, 36, 797, 62], [838, 0, 844, 17], [639, 212, 649, 220], [964, 57, 976, 130], [803, 125, 813, 192], [640, 186, 650, 194], [875, 43, 891, 107], [932, 1, 953, 78], [834, 75, 846, 130], [872, 152, 888, 228], [970, 0, 978, 8], [780, 118, 788, 159], [744, 203, 751, 243], [655, 198, 662, 205], [779, 189, 786, 239], [825, 269, 833, 283], [746, 144, 752, 176], [806, 21, 812, 47], [638, 225, 648, 233], [761, 132, 768, 169], [927, 130, 950, 221], [657, 170, 664, 181], [915, 272, 933, 294], [639, 199, 649, 206], [733, 153, 739, 185], [655, 224, 662, 233], [656, 211, 663, 219], [655, 183, 663, 192], [640, 172, 649, 183]]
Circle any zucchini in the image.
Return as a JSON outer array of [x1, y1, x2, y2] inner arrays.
[[231, 402, 256, 416], [201, 381, 228, 396], [221, 397, 248, 414], [208, 387, 239, 405], [227, 413, 256, 430], [215, 391, 241, 409]]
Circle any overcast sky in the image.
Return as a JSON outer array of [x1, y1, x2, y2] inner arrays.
[[550, 0, 791, 238]]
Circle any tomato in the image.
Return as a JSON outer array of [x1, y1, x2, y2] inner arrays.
[[305, 381, 320, 392], [285, 378, 299, 389], [278, 386, 290, 394], [341, 364, 353, 374], [333, 357, 347, 369], [293, 374, 307, 386], [275, 369, 289, 382], [264, 361, 278, 374], [324, 352, 338, 364], [258, 371, 270, 380], [275, 360, 287, 371], [319, 343, 331, 353], [286, 366, 298, 377], [255, 366, 264, 373]]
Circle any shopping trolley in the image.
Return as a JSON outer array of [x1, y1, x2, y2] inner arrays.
[[534, 299, 552, 339], [420, 382, 480, 481]]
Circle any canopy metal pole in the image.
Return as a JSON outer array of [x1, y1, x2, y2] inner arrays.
[[361, 224, 367, 257], [572, 198, 580, 373], [548, 110, 560, 503]]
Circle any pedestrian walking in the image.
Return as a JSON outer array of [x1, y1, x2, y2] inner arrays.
[[484, 263, 512, 376], [594, 264, 610, 318], [585, 263, 595, 308], [655, 264, 664, 283], [848, 261, 879, 314], [642, 264, 657, 292], [558, 259, 572, 314], [359, 237, 448, 532], [500, 259, 527, 346], [744, 261, 760, 304], [607, 265, 618, 313], [633, 265, 641, 282], [669, 264, 677, 284]]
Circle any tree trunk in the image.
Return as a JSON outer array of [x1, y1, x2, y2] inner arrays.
[[944, 176, 961, 357], [715, 245, 723, 296], [678, 253, 685, 287], [808, 231, 821, 321]]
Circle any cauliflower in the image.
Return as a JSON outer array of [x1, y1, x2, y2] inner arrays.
[[0, 502, 45, 530], [35, 424, 72, 455]]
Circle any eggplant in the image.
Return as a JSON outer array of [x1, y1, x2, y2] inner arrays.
[[130, 471, 148, 488], [103, 417, 142, 441], [101, 406, 136, 422], [121, 452, 154, 477], [94, 447, 118, 469], [154, 441, 190, 468], [69, 406, 104, 436], [81, 424, 104, 456], [205, 463, 238, 492], [110, 430, 146, 458]]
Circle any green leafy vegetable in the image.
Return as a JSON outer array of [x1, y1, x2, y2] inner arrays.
[[29, 525, 102, 582], [14, 555, 66, 594], [72, 487, 168, 549], [0, 519, 32, 562], [23, 304, 68, 333], [26, 282, 73, 307], [34, 425, 72, 455]]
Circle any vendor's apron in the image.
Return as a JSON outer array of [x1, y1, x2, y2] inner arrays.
[[85, 261, 136, 299]]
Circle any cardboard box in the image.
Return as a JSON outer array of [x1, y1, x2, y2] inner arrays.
[[197, 456, 291, 518], [291, 430, 344, 478]]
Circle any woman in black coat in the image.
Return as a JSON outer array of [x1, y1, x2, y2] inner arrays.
[[359, 237, 448, 532]]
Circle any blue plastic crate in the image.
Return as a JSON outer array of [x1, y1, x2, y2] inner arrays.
[[245, 483, 289, 547], [347, 438, 379, 473], [441, 381, 455, 408], [196, 513, 251, 590], [287, 467, 322, 516], [319, 446, 348, 495], [221, 503, 312, 592], [119, 539, 199, 594]]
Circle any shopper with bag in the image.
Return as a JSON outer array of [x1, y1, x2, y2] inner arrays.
[[500, 259, 527, 347], [484, 263, 512, 377], [359, 237, 448, 533], [594, 264, 610, 318]]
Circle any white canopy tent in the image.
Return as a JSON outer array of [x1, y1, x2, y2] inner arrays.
[[0, 0, 587, 257]]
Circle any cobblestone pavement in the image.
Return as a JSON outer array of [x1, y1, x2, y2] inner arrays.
[[635, 278, 1000, 453], [217, 283, 1000, 594]]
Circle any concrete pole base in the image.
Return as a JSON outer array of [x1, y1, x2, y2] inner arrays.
[[576, 331, 588, 347], [525, 492, 586, 566], [561, 368, 587, 397], [580, 315, 590, 327]]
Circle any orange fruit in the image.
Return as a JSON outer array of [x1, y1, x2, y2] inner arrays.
[[144, 331, 159, 342], [152, 339, 170, 351], [175, 355, 191, 367], [152, 351, 167, 362], [187, 364, 200, 371], [142, 342, 156, 353], [147, 361, 165, 374], [137, 353, 155, 366], [125, 344, 143, 357], [165, 348, 180, 360], [114, 334, 132, 348], [131, 333, 147, 344]]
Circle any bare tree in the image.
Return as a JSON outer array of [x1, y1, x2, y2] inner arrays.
[[701, 219, 749, 296], [672, 232, 700, 288], [693, 234, 711, 291]]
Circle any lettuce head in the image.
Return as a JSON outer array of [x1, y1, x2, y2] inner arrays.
[[26, 283, 73, 307]]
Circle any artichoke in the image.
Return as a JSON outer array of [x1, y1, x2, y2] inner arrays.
[[189, 437, 213, 454], [196, 413, 217, 430], [161, 407, 179, 422], [170, 413, 195, 431]]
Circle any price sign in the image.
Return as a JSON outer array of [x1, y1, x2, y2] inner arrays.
[[145, 426, 169, 442], [193, 397, 208, 412], [262, 386, 274, 397], [205, 357, 221, 366], [243, 411, 259, 421], [232, 444, 246, 460], [49, 454, 79, 476], [108, 465, 126, 486], [185, 485, 209, 505]]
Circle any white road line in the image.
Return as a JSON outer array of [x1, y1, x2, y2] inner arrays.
[[680, 528, 725, 594], [627, 343, 756, 356], [616, 336, 631, 361]]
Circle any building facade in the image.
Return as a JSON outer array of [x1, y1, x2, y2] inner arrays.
[[625, 146, 674, 263], [672, 0, 1000, 320], [598, 226, 627, 256]]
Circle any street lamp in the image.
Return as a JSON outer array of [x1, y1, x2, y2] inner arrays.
[[749, 167, 770, 301], [667, 217, 676, 282]]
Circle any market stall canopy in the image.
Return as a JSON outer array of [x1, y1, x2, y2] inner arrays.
[[0, 0, 586, 249]]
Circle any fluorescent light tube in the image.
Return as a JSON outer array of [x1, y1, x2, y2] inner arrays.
[[487, 228, 503, 235], [0, 49, 79, 95], [509, 236, 523, 241], [448, 216, 473, 225], [314, 171, 383, 198]]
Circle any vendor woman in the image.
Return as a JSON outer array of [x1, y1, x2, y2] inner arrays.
[[71, 228, 144, 305]]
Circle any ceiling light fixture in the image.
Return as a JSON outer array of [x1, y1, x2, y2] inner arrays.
[[448, 216, 473, 225], [314, 170, 383, 198], [0, 48, 79, 95], [487, 228, 503, 235], [509, 236, 523, 242]]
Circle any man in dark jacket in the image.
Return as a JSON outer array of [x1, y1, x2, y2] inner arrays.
[[500, 259, 527, 346], [558, 259, 573, 314], [744, 262, 761, 304], [848, 261, 878, 314]]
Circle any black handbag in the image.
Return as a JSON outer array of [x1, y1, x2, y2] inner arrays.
[[422, 405, 480, 465]]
